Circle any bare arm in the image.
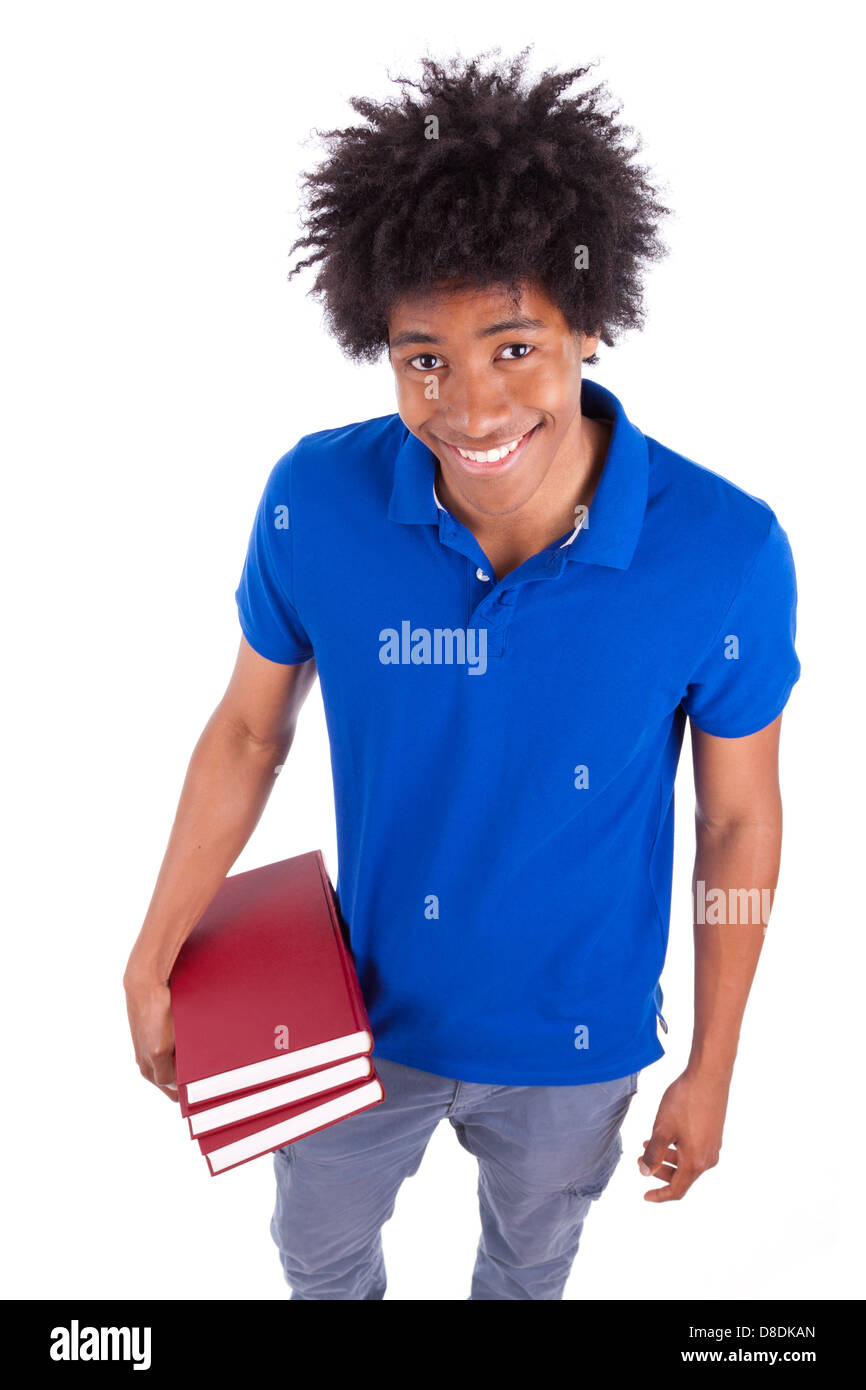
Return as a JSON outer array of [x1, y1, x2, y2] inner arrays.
[[123, 636, 317, 1100], [638, 713, 784, 1200], [688, 713, 783, 1078]]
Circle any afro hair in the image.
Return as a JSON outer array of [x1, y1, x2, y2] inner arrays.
[[287, 48, 671, 364]]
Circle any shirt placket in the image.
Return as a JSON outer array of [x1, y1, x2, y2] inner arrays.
[[436, 509, 571, 659]]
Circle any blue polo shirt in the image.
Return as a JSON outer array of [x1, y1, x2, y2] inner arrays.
[[234, 379, 801, 1085]]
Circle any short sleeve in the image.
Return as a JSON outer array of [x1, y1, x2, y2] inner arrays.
[[680, 512, 801, 738], [234, 445, 315, 665]]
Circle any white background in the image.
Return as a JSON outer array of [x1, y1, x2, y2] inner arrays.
[[2, 0, 862, 1300]]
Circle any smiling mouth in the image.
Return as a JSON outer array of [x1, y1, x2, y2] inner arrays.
[[439, 424, 540, 470]]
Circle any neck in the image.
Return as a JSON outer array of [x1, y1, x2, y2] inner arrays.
[[435, 411, 610, 577]]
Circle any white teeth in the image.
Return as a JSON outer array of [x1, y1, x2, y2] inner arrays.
[[455, 432, 527, 463]]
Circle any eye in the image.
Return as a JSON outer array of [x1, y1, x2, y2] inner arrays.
[[499, 343, 534, 360], [408, 353, 446, 371]]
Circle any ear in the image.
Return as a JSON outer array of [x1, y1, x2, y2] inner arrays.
[[579, 329, 601, 361]]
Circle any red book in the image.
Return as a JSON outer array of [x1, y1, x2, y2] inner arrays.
[[181, 1051, 376, 1132], [170, 851, 374, 1112], [197, 1073, 385, 1176], [187, 1054, 374, 1138]]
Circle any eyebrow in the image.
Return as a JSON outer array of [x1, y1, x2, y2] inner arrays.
[[388, 315, 547, 350]]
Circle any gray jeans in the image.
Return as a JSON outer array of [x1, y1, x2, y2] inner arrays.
[[269, 1054, 640, 1300]]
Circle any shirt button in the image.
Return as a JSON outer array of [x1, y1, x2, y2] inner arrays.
[[476, 568, 490, 581]]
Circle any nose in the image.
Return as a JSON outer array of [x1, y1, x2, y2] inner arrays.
[[439, 368, 512, 443]]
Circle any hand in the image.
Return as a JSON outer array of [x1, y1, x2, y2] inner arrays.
[[637, 1068, 730, 1202], [123, 971, 179, 1102]]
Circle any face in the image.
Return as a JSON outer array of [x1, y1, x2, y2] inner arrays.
[[387, 281, 600, 518]]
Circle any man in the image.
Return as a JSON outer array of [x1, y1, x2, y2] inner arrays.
[[124, 52, 800, 1300]]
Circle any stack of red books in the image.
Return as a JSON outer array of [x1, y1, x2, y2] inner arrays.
[[169, 851, 384, 1176]]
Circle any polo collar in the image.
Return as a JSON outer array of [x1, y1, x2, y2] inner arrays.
[[387, 378, 648, 570]]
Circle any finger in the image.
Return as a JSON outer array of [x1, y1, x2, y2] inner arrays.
[[644, 1161, 698, 1202], [653, 1163, 678, 1182], [639, 1135, 675, 1175], [136, 1055, 155, 1086], [137, 1048, 179, 1101], [640, 1159, 678, 1184], [137, 1054, 179, 1102], [151, 1049, 177, 1089], [642, 1141, 679, 1163]]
